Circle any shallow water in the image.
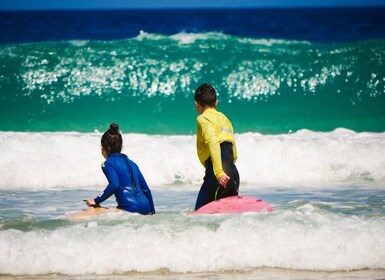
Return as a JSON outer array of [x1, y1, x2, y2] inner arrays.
[[1, 185, 384, 278]]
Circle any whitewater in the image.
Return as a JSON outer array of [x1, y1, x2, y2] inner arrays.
[[1, 129, 385, 189]]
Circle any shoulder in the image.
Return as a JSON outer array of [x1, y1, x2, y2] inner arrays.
[[215, 110, 231, 124], [128, 158, 139, 170], [197, 108, 217, 122], [101, 158, 113, 169], [197, 114, 208, 122], [102, 153, 121, 168], [215, 109, 228, 119], [120, 154, 138, 168], [196, 115, 212, 128]]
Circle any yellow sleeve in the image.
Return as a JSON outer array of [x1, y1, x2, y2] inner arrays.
[[199, 117, 226, 180]]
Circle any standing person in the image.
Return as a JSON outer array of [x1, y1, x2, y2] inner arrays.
[[194, 84, 240, 210], [86, 123, 155, 215]]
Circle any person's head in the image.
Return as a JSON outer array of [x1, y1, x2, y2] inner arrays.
[[101, 123, 122, 158], [194, 83, 218, 114]]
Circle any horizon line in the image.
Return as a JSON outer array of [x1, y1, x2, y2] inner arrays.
[[2, 5, 385, 11]]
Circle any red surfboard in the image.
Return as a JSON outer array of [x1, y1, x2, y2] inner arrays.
[[193, 196, 273, 214]]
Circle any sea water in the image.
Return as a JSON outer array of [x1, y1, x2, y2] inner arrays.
[[0, 131, 384, 279], [0, 8, 385, 280]]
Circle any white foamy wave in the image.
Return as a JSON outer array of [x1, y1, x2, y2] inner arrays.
[[170, 32, 227, 44], [68, 40, 90, 47], [237, 129, 385, 187], [0, 210, 384, 275], [0, 129, 384, 190], [136, 30, 228, 44]]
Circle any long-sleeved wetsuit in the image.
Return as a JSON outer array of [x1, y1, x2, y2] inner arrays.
[[94, 153, 155, 215], [195, 107, 240, 210]]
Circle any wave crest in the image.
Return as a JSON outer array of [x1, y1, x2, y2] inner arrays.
[[1, 129, 384, 190]]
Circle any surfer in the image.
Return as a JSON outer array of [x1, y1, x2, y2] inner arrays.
[[194, 83, 240, 210], [86, 123, 156, 215]]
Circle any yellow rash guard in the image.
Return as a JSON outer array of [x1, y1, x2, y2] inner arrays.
[[196, 107, 237, 179]]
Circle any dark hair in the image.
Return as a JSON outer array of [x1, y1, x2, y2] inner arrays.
[[194, 83, 217, 107], [101, 123, 122, 156]]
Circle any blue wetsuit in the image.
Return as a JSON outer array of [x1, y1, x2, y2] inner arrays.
[[94, 153, 155, 215]]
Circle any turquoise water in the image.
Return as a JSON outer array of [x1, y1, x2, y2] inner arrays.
[[1, 33, 384, 134]]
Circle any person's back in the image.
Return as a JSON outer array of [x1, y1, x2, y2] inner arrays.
[[102, 153, 153, 214], [196, 108, 237, 175]]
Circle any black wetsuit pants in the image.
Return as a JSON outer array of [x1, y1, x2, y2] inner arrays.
[[195, 142, 240, 210]]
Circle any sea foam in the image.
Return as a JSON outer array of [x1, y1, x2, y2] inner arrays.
[[0, 209, 384, 275], [1, 129, 384, 190]]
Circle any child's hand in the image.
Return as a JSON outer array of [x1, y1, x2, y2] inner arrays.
[[85, 199, 96, 207], [218, 174, 230, 187]]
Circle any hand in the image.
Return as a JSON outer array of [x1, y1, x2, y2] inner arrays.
[[218, 173, 230, 187], [85, 199, 96, 207]]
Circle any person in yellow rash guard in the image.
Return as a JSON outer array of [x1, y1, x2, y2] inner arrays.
[[194, 84, 240, 210]]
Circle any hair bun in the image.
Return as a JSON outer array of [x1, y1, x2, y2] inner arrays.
[[109, 123, 119, 135]]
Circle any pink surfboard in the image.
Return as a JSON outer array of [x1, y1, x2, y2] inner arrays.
[[193, 196, 273, 214]]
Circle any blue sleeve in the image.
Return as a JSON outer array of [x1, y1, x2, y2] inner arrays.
[[138, 168, 156, 214], [94, 162, 119, 205]]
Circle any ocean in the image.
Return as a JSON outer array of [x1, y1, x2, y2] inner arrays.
[[0, 8, 385, 280]]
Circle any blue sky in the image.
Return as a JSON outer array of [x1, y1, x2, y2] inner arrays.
[[1, 0, 385, 10]]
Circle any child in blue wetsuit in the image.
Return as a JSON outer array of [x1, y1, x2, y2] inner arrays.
[[86, 123, 155, 215]]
